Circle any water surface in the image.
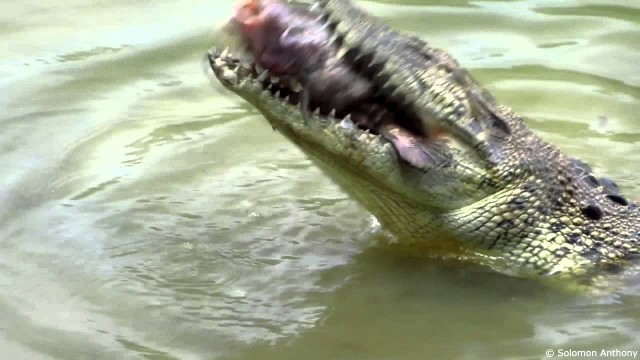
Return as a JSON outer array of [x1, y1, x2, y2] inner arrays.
[[1, 0, 640, 359]]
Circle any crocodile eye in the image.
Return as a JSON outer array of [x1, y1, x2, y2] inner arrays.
[[606, 194, 629, 206], [600, 177, 620, 193], [584, 174, 600, 187], [581, 204, 603, 221]]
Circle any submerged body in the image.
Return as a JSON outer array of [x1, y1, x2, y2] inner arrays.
[[209, 0, 640, 283]]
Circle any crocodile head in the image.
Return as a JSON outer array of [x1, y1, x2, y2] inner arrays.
[[208, 0, 640, 280], [208, 0, 512, 240]]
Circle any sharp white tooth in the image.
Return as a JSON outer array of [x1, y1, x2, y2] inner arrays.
[[267, 83, 273, 90], [213, 57, 223, 66], [257, 69, 269, 82], [284, 95, 290, 103], [370, 53, 386, 65], [221, 68, 238, 83], [329, 34, 340, 44], [270, 75, 279, 83], [275, 90, 281, 98], [290, 80, 303, 92], [255, 64, 265, 73], [340, 115, 354, 129], [309, 3, 321, 13], [329, 108, 336, 118], [391, 87, 403, 98], [313, 108, 320, 116], [336, 47, 348, 60], [221, 47, 230, 59]]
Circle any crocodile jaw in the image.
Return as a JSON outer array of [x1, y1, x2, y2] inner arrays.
[[207, 48, 452, 239]]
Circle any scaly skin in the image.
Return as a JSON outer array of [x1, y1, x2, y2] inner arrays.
[[208, 0, 640, 283]]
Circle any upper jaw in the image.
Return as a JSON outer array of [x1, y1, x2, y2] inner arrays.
[[206, 0, 465, 169], [206, 46, 389, 142]]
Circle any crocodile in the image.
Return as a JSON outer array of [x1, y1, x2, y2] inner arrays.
[[207, 0, 640, 283]]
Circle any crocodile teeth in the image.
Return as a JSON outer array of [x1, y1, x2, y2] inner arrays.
[[340, 115, 354, 129], [274, 90, 281, 98], [213, 58, 226, 67], [257, 69, 269, 82], [290, 80, 303, 92], [328, 108, 336, 118], [390, 87, 404, 99], [220, 47, 230, 59], [372, 53, 388, 66], [284, 95, 290, 103], [353, 53, 365, 63], [255, 64, 265, 73], [313, 107, 320, 116], [309, 3, 321, 13], [270, 75, 280, 83], [336, 47, 348, 60]]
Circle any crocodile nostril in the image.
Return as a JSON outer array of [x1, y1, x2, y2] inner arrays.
[[606, 194, 629, 207], [581, 204, 603, 221]]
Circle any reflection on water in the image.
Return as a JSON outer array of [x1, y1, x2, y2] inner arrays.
[[1, 0, 639, 359]]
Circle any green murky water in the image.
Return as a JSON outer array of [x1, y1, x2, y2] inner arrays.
[[2, 1, 640, 359]]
